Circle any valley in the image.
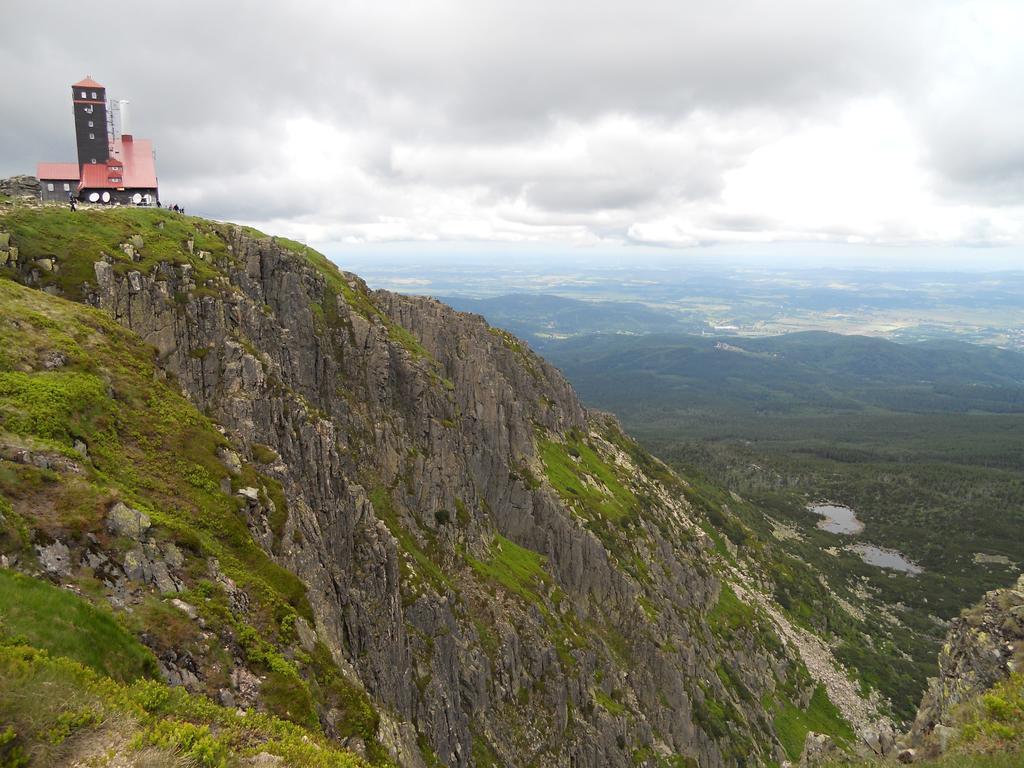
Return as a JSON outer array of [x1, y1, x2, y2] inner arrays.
[[0, 196, 1021, 767], [500, 324, 1024, 721]]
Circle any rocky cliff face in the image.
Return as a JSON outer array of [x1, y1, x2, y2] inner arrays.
[[0, 202, 879, 767], [910, 574, 1024, 752]]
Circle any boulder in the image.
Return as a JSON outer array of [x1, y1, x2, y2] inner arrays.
[[171, 598, 199, 620], [237, 486, 260, 503], [862, 725, 896, 756], [106, 501, 151, 539], [36, 539, 72, 576], [800, 732, 838, 767], [246, 754, 284, 767], [162, 542, 185, 569], [43, 351, 68, 370], [217, 446, 242, 475]]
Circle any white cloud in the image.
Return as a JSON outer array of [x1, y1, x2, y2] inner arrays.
[[2, 0, 1023, 255]]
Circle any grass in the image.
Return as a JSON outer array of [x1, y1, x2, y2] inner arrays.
[[955, 672, 1024, 751], [592, 688, 626, 716], [467, 534, 550, 605], [0, 643, 370, 768], [0, 277, 311, 622], [880, 753, 1024, 768], [705, 583, 755, 639], [0, 206, 227, 300], [772, 685, 854, 761], [467, 534, 590, 668], [0, 370, 109, 442], [0, 276, 395, 761], [0, 569, 158, 683], [539, 430, 639, 525]]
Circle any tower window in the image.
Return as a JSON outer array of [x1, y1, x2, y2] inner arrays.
[[47, 183, 54, 192], [80, 90, 86, 98], [84, 105, 93, 114], [88, 120, 94, 127], [91, 91, 97, 98], [88, 133, 95, 139], [91, 159, 97, 164]]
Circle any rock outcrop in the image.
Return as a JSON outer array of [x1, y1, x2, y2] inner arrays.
[[79, 225, 792, 765], [910, 574, 1024, 749], [0, 175, 40, 198]]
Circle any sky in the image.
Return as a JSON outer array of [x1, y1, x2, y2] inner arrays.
[[3, 0, 1024, 267]]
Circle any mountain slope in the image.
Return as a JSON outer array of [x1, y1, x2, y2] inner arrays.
[[0, 198, 886, 767], [532, 328, 1024, 718], [0, 274, 379, 767]]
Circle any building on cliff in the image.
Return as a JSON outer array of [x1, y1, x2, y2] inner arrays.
[[37, 76, 159, 206]]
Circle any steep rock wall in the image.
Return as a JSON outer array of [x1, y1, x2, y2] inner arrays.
[[4, 210, 815, 767]]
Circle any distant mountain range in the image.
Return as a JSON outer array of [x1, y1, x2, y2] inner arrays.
[[540, 330, 1024, 416]]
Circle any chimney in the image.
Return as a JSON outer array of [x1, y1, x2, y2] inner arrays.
[[119, 100, 132, 141]]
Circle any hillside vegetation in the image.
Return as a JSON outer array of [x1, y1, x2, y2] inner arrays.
[[0, 199, 878, 767], [0, 271, 385, 766]]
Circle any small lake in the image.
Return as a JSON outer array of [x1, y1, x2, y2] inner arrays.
[[810, 504, 865, 535], [850, 544, 923, 575]]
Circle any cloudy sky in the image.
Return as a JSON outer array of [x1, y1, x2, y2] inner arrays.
[[3, 1, 1024, 263]]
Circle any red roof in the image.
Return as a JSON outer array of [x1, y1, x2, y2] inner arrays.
[[75, 137, 158, 190], [78, 163, 114, 190], [115, 137, 158, 188], [37, 162, 80, 180], [72, 76, 104, 89]]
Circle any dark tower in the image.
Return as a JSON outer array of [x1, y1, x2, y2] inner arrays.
[[71, 76, 109, 169]]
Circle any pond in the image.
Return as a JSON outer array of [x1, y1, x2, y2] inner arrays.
[[849, 544, 923, 575], [810, 503, 865, 535]]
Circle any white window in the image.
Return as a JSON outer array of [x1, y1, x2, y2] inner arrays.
[[91, 158, 97, 164], [84, 105, 93, 114], [88, 120, 94, 127], [63, 183, 70, 191], [91, 91, 97, 98], [47, 183, 54, 192], [80, 90, 86, 98], [88, 133, 94, 139]]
